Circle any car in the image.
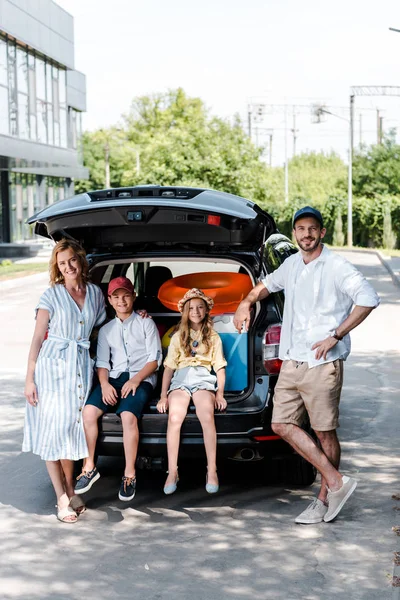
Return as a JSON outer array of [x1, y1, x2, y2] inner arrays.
[[28, 185, 316, 486]]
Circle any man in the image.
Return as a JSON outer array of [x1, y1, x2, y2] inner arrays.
[[234, 206, 379, 523], [75, 276, 162, 502]]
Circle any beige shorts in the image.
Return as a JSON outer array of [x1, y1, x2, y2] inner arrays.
[[272, 359, 344, 431]]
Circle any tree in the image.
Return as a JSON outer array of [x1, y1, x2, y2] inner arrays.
[[76, 89, 272, 205], [352, 131, 400, 197]]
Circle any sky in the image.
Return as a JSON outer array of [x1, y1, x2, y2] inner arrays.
[[57, 0, 400, 165]]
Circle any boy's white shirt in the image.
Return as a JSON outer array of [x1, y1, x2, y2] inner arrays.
[[96, 312, 162, 386], [261, 245, 380, 368]]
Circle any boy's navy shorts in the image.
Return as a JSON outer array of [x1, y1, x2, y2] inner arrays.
[[86, 373, 153, 418]]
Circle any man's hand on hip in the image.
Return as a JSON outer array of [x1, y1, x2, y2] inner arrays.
[[311, 336, 338, 361]]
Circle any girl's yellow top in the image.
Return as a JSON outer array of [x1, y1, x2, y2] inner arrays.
[[164, 329, 227, 372]]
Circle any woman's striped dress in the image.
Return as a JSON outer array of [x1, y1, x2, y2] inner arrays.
[[22, 283, 106, 461]]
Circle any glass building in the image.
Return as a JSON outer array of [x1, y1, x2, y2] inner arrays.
[[0, 1, 89, 243]]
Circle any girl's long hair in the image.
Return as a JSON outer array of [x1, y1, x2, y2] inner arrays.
[[49, 238, 89, 286], [178, 299, 213, 357]]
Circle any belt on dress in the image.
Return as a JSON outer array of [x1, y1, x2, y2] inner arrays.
[[47, 335, 90, 393]]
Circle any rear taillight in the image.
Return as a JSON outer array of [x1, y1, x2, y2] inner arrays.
[[207, 215, 221, 226], [263, 324, 282, 375]]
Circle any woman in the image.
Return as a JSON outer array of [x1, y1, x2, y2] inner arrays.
[[23, 239, 106, 523]]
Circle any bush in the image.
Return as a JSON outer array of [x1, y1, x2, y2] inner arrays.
[[332, 209, 345, 247]]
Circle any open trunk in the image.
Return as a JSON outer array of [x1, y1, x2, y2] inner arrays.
[[89, 255, 258, 413]]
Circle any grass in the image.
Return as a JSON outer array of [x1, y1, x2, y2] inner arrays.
[[0, 262, 48, 281]]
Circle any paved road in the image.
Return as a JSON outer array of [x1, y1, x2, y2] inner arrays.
[[0, 251, 399, 600]]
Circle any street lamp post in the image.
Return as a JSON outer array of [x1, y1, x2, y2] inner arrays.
[[312, 102, 354, 247], [348, 94, 354, 248]]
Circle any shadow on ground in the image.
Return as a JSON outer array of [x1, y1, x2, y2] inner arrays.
[[0, 348, 399, 600]]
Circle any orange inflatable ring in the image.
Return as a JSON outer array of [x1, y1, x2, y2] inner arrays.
[[158, 272, 253, 315]]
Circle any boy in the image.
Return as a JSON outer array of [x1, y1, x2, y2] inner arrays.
[[75, 276, 162, 501]]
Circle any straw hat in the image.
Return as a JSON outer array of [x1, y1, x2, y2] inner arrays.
[[177, 288, 214, 313]]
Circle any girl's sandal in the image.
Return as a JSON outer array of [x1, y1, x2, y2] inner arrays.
[[69, 495, 86, 515], [56, 505, 78, 523], [205, 468, 219, 494], [163, 469, 179, 495]]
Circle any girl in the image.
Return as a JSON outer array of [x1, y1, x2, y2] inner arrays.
[[156, 288, 227, 494], [23, 239, 106, 523]]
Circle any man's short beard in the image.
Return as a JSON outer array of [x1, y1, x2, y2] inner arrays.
[[298, 236, 322, 253]]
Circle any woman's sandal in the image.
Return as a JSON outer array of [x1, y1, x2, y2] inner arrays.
[[56, 505, 78, 523], [69, 495, 86, 515]]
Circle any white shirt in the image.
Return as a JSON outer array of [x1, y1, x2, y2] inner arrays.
[[288, 257, 321, 361], [96, 313, 162, 386], [261, 245, 380, 368]]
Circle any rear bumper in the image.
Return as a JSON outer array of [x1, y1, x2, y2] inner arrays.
[[96, 429, 294, 461], [96, 385, 296, 461]]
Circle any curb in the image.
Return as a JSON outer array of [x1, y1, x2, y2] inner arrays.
[[336, 248, 400, 288], [375, 251, 400, 288]]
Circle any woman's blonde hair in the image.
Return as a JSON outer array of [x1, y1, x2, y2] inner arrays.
[[49, 238, 89, 286], [178, 298, 213, 356]]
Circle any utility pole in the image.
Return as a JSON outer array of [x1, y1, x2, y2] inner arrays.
[[268, 132, 273, 167], [291, 110, 298, 156], [376, 110, 384, 144], [284, 105, 289, 203], [377, 109, 381, 144], [248, 106, 252, 139], [359, 113, 362, 147]]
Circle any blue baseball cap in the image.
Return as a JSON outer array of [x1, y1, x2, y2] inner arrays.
[[293, 206, 323, 227]]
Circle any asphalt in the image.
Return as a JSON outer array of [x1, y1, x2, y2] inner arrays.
[[0, 249, 399, 599]]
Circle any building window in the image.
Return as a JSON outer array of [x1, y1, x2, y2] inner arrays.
[[10, 172, 17, 241], [46, 61, 53, 145], [10, 174, 68, 241], [36, 56, 46, 101], [16, 47, 28, 94], [7, 41, 17, 136], [69, 108, 83, 157], [0, 37, 8, 137], [60, 108, 67, 147], [0, 86, 8, 134], [35, 56, 47, 143], [0, 36, 7, 87], [0, 38, 70, 147], [17, 92, 29, 139], [59, 69, 67, 148], [28, 53, 37, 141]]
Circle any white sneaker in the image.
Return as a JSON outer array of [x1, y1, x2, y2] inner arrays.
[[324, 475, 357, 522], [295, 498, 328, 524]]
